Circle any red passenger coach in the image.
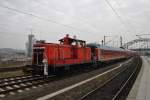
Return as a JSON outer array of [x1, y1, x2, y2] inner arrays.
[[32, 35, 91, 75], [86, 43, 129, 63]]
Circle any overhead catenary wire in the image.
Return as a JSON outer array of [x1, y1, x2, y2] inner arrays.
[[113, 0, 136, 33], [0, 1, 131, 35], [104, 0, 131, 33], [33, 0, 100, 33], [0, 4, 96, 35], [0, 0, 134, 38], [105, 35, 119, 44]]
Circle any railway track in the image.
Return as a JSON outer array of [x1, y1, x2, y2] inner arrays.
[[0, 66, 25, 72], [0, 58, 136, 99], [79, 56, 142, 100], [36, 58, 134, 100], [0, 60, 125, 99], [0, 75, 56, 97], [0, 75, 33, 82]]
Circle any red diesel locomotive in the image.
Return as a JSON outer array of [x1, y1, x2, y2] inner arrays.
[[28, 34, 135, 75]]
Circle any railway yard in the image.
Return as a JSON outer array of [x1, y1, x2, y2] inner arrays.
[[0, 32, 148, 100], [0, 0, 150, 100], [0, 56, 146, 100]]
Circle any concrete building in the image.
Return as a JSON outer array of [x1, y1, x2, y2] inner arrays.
[[26, 34, 36, 57]]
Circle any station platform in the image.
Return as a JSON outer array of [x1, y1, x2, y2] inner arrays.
[[127, 56, 150, 100]]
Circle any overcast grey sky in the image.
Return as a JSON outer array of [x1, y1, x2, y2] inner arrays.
[[0, 0, 150, 49]]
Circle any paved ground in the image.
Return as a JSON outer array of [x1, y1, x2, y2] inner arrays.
[[127, 56, 150, 100]]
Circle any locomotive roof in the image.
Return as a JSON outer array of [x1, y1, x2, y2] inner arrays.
[[59, 38, 86, 43], [87, 43, 125, 51]]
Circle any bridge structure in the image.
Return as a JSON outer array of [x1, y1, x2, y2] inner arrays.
[[122, 38, 150, 55]]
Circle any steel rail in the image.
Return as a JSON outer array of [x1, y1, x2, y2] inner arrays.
[[0, 75, 56, 95], [78, 62, 130, 100], [112, 57, 141, 100], [78, 57, 140, 100]]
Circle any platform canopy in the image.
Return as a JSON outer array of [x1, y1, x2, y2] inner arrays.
[[123, 38, 150, 48]]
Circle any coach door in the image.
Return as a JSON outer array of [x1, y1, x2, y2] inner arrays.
[[90, 47, 96, 60]]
